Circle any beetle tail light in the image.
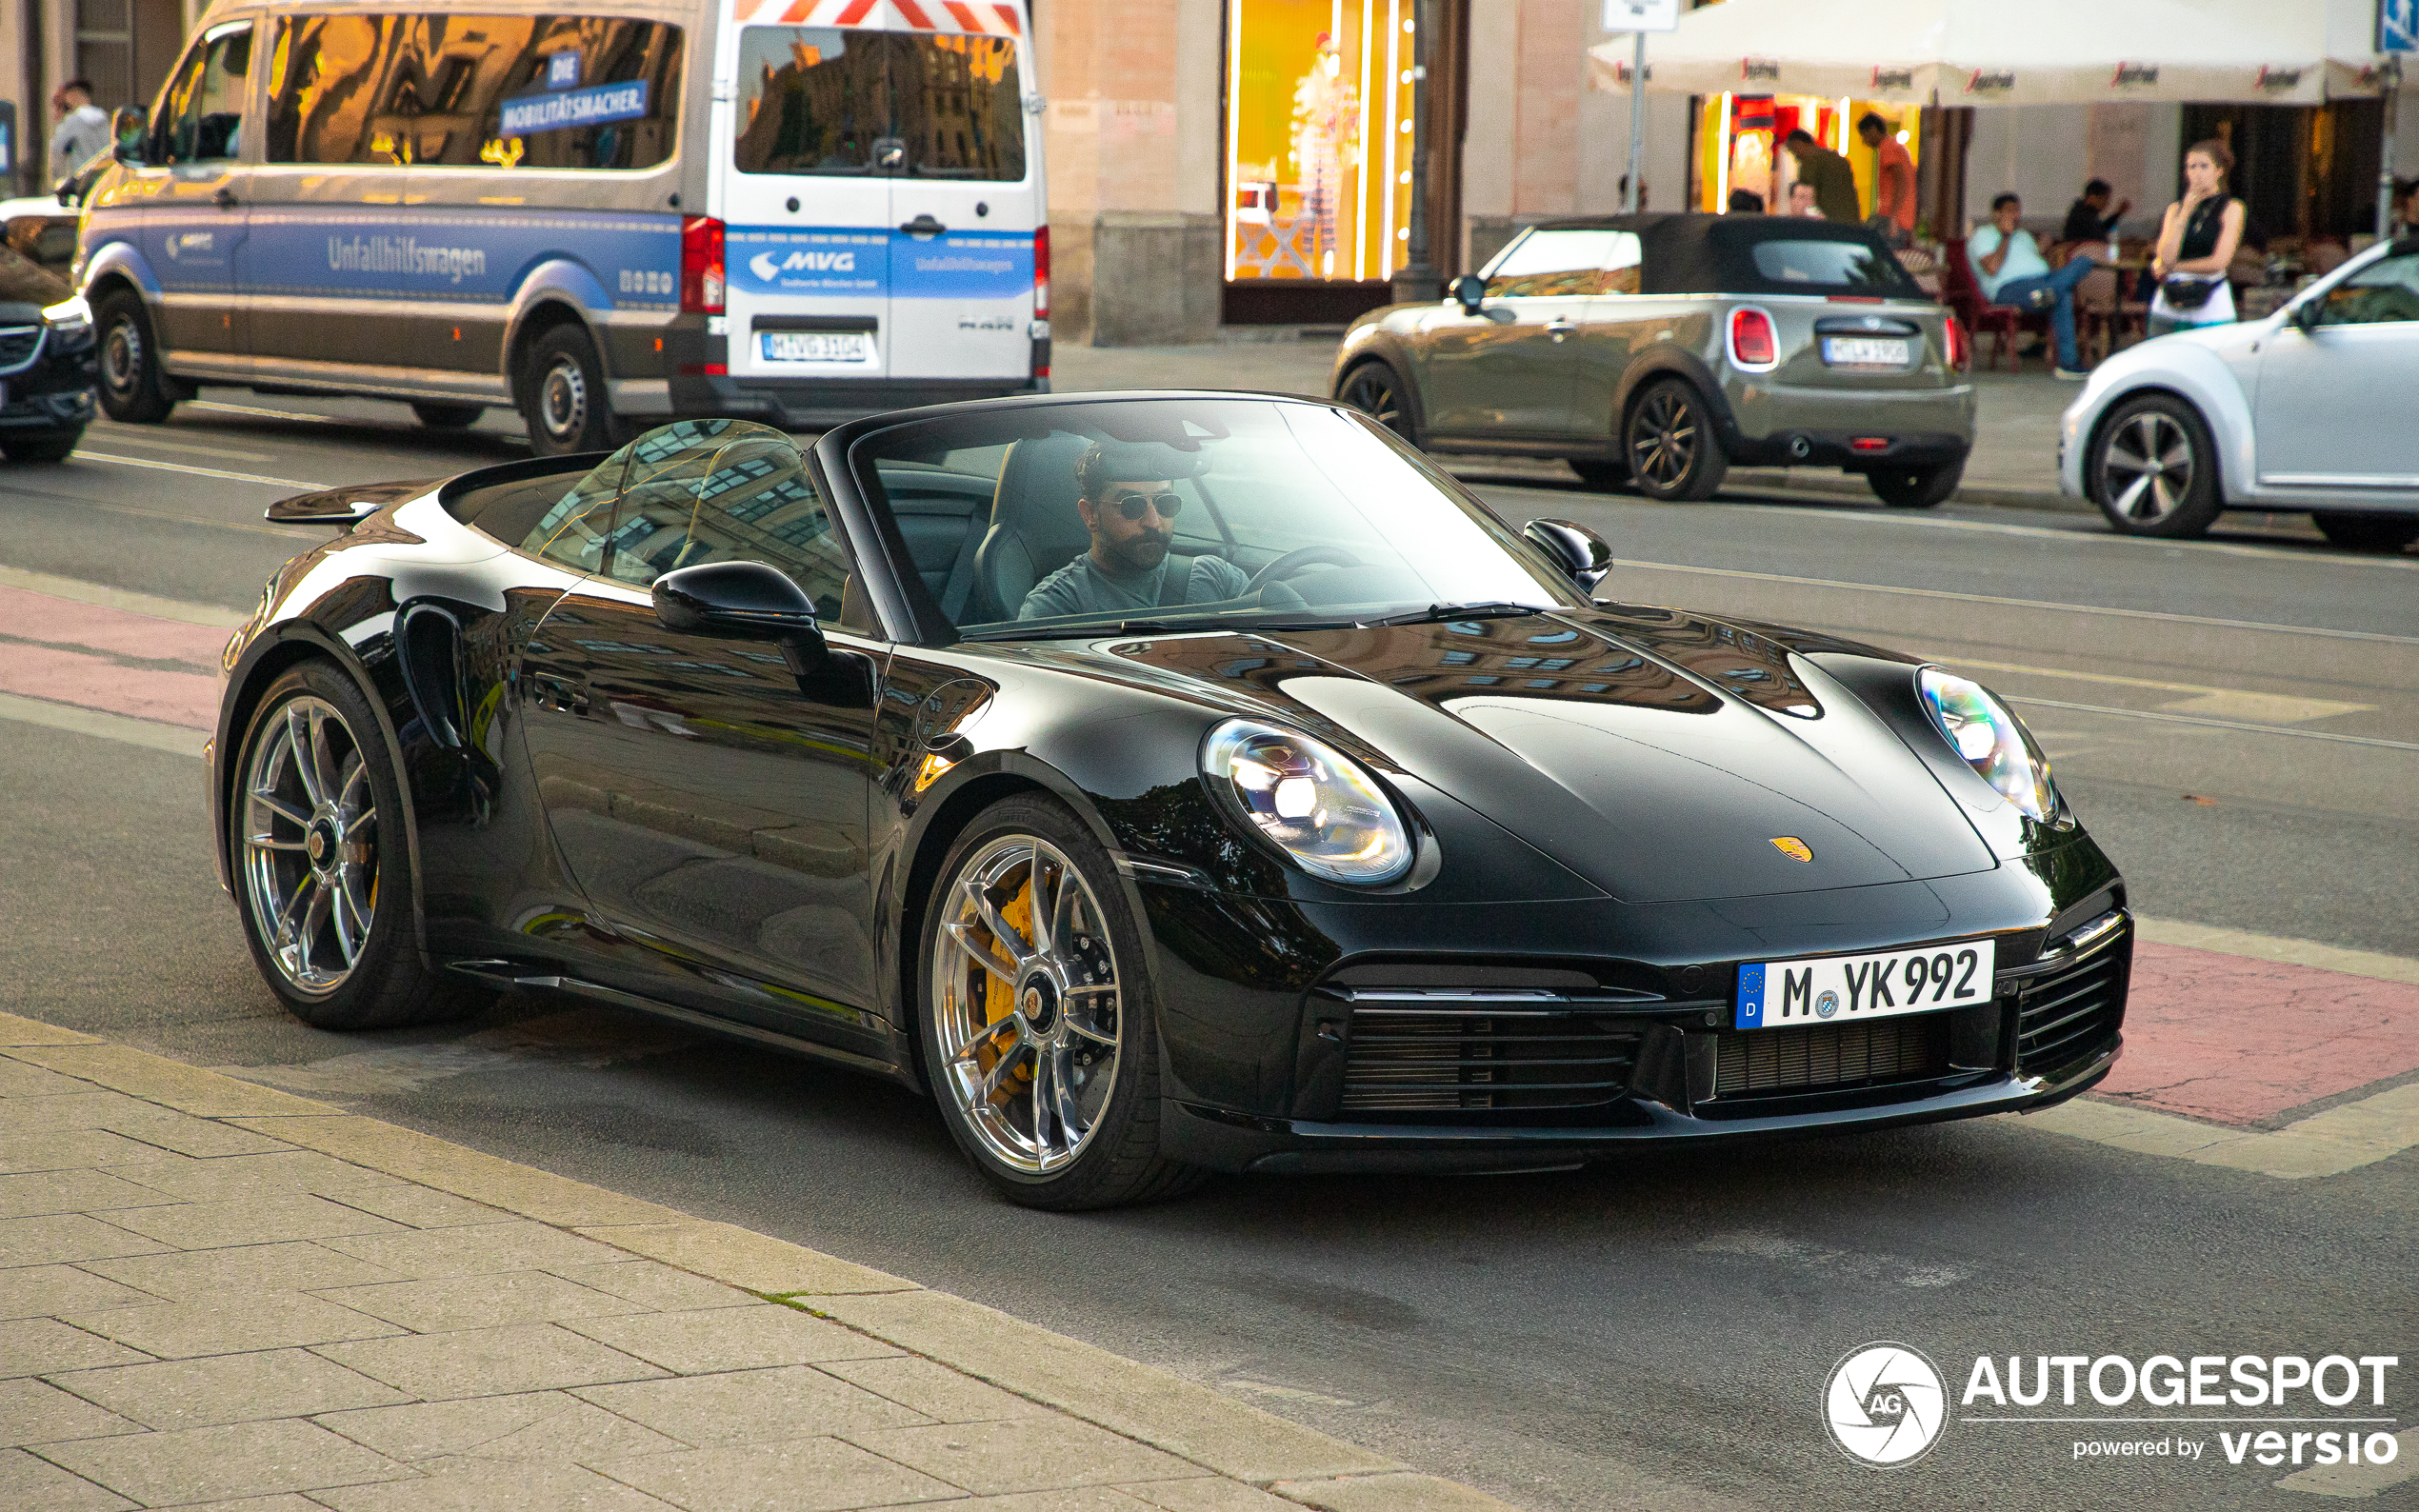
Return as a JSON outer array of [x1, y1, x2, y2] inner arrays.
[[1946, 314, 1971, 372], [680, 215, 725, 315], [1729, 307, 1777, 367]]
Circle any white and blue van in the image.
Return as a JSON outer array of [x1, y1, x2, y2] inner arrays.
[[76, 0, 1047, 454]]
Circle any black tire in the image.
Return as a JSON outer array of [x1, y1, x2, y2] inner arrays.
[[916, 794, 1206, 1210], [1623, 378, 1729, 503], [1, 428, 82, 463], [1569, 458, 1631, 492], [518, 324, 617, 457], [2310, 512, 2419, 552], [228, 662, 483, 1030], [2089, 394, 2222, 539], [1867, 459, 1963, 508], [1336, 359, 1414, 443], [93, 288, 176, 424], [410, 402, 484, 430]]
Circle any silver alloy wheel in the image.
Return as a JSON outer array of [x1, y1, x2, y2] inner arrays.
[[2097, 409, 2195, 526], [240, 695, 377, 997], [101, 316, 142, 399], [930, 834, 1123, 1175], [537, 354, 589, 445], [1630, 386, 1696, 489]]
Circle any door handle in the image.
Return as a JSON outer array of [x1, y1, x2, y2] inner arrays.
[[213, 185, 238, 209], [898, 213, 947, 238], [1545, 318, 1578, 341]]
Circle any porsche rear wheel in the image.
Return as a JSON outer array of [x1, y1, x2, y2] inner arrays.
[[230, 663, 479, 1030], [919, 796, 1203, 1209]]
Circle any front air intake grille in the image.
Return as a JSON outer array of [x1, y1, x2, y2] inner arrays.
[[2016, 922, 2130, 1071], [0, 326, 43, 373], [1339, 998, 1645, 1114], [1715, 1015, 1950, 1098]]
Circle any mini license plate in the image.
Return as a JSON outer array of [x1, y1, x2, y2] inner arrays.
[[1821, 336, 1910, 367], [760, 331, 871, 364], [1735, 939, 1995, 1029]]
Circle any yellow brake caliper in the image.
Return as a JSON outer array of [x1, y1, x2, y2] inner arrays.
[[977, 878, 1036, 1101]]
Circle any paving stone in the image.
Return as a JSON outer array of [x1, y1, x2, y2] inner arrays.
[[147, 1497, 330, 1512], [311, 1460, 679, 1511], [0, 1062, 100, 1097], [0, 1015, 103, 1048], [229, 1117, 686, 1229], [36, 1417, 410, 1504], [0, 1263, 161, 1321], [318, 1185, 510, 1231], [563, 1303, 900, 1373], [846, 1418, 1197, 1497], [820, 1356, 1052, 1422], [315, 1323, 668, 1400], [0, 1092, 145, 1134], [543, 1261, 758, 1315], [317, 1269, 645, 1333], [0, 1445, 134, 1511], [52, 1346, 410, 1428], [318, 1221, 630, 1280], [100, 1152, 402, 1202], [0, 1316, 151, 1376], [859, 1492, 1161, 1512], [100, 1112, 290, 1161], [84, 1242, 403, 1301], [570, 1220, 916, 1296], [0, 1169, 177, 1221], [0, 1129, 169, 1176], [101, 1194, 408, 1250], [0, 1214, 169, 1268], [1266, 1472, 1527, 1512], [315, 1389, 686, 1464], [1116, 1478, 1310, 1512], [574, 1365, 928, 1447], [0, 1377, 145, 1445], [597, 1436, 963, 1512], [63, 1290, 403, 1358]]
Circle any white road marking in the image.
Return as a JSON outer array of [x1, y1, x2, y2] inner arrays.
[[2004, 696, 2419, 753], [0, 565, 245, 627], [0, 692, 207, 757], [2028, 1083, 2419, 1180], [83, 429, 279, 463], [2276, 1427, 2419, 1497], [1743, 501, 2419, 573], [1935, 656, 2374, 725], [1609, 558, 2419, 647], [188, 398, 336, 423], [70, 450, 327, 490]]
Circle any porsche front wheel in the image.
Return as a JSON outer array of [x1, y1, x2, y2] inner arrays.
[[920, 796, 1202, 1209]]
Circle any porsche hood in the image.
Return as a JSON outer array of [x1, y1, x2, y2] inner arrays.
[[1093, 607, 1998, 904]]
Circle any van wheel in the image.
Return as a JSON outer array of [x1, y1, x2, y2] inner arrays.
[[519, 326, 616, 456], [94, 288, 176, 424], [1624, 378, 1728, 502], [411, 403, 483, 430]]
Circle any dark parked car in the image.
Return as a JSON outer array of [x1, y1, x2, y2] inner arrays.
[[0, 250, 99, 463], [211, 393, 2127, 1209], [1333, 213, 1976, 507]]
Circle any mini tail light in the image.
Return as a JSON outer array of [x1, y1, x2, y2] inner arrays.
[[1850, 437, 1890, 453], [1946, 314, 1971, 372], [680, 215, 725, 315], [1729, 307, 1777, 368], [1033, 225, 1050, 321]]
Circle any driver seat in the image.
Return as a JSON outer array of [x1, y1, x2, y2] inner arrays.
[[966, 435, 1093, 625]]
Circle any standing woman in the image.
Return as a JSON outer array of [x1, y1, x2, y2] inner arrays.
[[2149, 140, 2247, 336]]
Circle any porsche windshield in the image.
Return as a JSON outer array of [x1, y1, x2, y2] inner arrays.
[[851, 398, 1581, 637]]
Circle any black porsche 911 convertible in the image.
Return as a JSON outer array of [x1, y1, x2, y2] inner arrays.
[[210, 391, 2130, 1208]]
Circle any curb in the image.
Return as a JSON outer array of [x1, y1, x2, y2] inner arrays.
[[0, 1010, 1526, 1512]]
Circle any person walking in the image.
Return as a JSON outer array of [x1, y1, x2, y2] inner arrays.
[[2149, 140, 2246, 337], [1969, 191, 2108, 379], [2061, 179, 2131, 243], [49, 81, 111, 184], [1782, 129, 1860, 224], [1858, 113, 1915, 244]]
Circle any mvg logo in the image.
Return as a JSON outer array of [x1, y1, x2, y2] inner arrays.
[[750, 249, 856, 280]]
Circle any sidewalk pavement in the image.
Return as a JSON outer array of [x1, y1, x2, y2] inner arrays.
[[1053, 338, 2077, 510], [0, 1012, 1517, 1512]]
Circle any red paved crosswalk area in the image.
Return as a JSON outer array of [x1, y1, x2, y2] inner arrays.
[[0, 583, 223, 728]]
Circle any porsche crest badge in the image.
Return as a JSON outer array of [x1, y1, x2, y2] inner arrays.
[[1769, 837, 1814, 863]]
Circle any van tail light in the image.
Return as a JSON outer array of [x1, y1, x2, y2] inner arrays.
[[1033, 225, 1050, 321], [681, 215, 725, 315], [1729, 307, 1777, 367], [1946, 314, 1971, 372]]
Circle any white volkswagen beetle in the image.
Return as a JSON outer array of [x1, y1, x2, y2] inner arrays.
[[2059, 239, 2419, 550]]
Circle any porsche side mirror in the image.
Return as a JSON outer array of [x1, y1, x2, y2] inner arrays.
[[1449, 273, 1487, 314], [1523, 518, 1612, 592], [653, 560, 829, 669]]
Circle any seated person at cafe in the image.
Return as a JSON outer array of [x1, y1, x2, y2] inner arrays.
[[1727, 188, 1767, 214], [2061, 178, 2130, 243], [1020, 441, 1249, 620], [1970, 192, 2108, 379]]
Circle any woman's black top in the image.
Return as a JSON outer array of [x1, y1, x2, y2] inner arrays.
[[2176, 195, 2236, 262]]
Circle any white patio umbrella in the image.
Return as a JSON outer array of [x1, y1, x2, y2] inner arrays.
[[1586, 0, 2385, 108]]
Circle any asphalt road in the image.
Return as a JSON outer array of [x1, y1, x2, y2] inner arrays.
[[1, 393, 2413, 1512]]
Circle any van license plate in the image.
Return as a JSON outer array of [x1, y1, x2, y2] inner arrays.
[[761, 331, 871, 364], [1822, 337, 1909, 367], [1734, 939, 1995, 1029]]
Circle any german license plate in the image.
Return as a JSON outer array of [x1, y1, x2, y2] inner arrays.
[[1735, 939, 1995, 1029], [1821, 336, 1910, 367], [760, 331, 871, 364]]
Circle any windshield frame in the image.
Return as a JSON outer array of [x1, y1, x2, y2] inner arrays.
[[824, 393, 1592, 649]]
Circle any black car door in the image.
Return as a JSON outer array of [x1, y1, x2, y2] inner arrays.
[[518, 422, 889, 1048]]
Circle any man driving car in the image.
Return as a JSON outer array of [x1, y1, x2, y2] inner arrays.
[[1019, 441, 1249, 619]]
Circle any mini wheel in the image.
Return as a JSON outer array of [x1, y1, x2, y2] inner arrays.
[[1625, 378, 1728, 502]]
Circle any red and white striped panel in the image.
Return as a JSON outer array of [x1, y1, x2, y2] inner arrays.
[[729, 0, 1022, 35]]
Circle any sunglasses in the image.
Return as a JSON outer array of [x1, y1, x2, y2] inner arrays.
[[1109, 488, 1184, 522]]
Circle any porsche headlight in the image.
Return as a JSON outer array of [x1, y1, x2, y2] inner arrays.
[[1203, 719, 1413, 885], [1917, 667, 2060, 821]]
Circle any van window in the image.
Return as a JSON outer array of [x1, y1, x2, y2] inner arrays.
[[152, 22, 254, 166], [735, 28, 1026, 182], [267, 14, 682, 170]]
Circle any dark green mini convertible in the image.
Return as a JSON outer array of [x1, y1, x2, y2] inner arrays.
[[1332, 213, 1976, 508]]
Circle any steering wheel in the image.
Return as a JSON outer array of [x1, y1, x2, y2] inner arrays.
[[1246, 546, 1364, 595]]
